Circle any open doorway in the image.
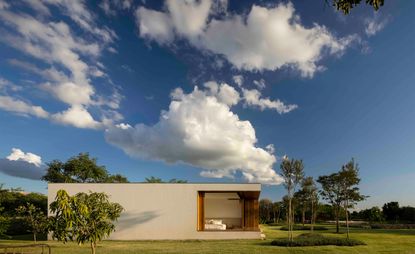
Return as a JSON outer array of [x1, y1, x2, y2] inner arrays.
[[197, 191, 259, 231]]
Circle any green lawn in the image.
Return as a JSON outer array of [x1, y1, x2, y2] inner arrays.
[[1, 224, 415, 254]]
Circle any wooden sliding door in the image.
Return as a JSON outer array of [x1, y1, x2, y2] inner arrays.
[[197, 191, 205, 231], [243, 198, 259, 231]]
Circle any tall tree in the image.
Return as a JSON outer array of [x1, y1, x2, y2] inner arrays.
[[294, 189, 308, 226], [42, 153, 128, 183], [0, 207, 8, 238], [296, 177, 319, 230], [259, 199, 273, 223], [329, 0, 384, 14], [280, 158, 304, 241], [49, 190, 123, 254], [318, 172, 343, 233], [338, 159, 366, 239], [273, 201, 283, 224], [382, 202, 400, 222], [16, 203, 47, 242]]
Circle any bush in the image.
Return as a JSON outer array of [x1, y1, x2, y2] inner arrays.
[[267, 222, 284, 226], [270, 233, 366, 247], [279, 225, 328, 231], [5, 217, 30, 235], [370, 224, 415, 229]]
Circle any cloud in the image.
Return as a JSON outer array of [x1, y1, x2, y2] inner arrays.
[[166, 0, 212, 38], [0, 77, 21, 92], [43, 0, 118, 43], [0, 2, 124, 129], [106, 82, 283, 184], [365, 14, 389, 37], [51, 105, 102, 129], [242, 88, 298, 114], [7, 148, 42, 166], [136, 1, 356, 77], [0, 95, 49, 118], [100, 0, 134, 16], [42, 82, 94, 106], [253, 79, 266, 90], [136, 7, 174, 44], [136, 0, 212, 44], [232, 75, 244, 87], [0, 148, 45, 180]]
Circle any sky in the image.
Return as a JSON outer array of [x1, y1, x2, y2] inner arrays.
[[0, 0, 414, 209]]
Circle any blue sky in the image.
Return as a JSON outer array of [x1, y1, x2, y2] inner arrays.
[[0, 0, 414, 209]]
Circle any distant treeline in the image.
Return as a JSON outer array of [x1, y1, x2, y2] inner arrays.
[[259, 199, 415, 224]]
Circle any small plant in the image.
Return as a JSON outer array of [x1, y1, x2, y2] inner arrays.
[[16, 203, 48, 242], [49, 190, 123, 254], [271, 233, 366, 247], [280, 225, 328, 231]]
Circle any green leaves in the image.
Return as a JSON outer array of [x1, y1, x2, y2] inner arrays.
[[42, 153, 129, 183], [15, 202, 48, 242], [49, 189, 123, 253], [331, 0, 385, 14]]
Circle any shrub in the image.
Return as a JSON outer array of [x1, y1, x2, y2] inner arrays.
[[270, 233, 366, 247], [279, 225, 328, 231], [370, 224, 415, 229]]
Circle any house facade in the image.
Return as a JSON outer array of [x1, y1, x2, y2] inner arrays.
[[47, 183, 261, 240]]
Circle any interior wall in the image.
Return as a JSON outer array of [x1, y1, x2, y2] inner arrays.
[[205, 198, 241, 218]]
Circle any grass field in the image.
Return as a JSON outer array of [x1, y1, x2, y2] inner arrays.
[[1, 224, 414, 254]]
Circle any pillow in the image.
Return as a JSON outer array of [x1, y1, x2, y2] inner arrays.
[[211, 219, 223, 225]]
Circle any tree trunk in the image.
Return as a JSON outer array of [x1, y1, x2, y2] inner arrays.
[[335, 206, 340, 233], [91, 242, 96, 254], [33, 232, 37, 243], [345, 201, 350, 240], [310, 199, 314, 232], [302, 208, 305, 226], [288, 198, 292, 241]]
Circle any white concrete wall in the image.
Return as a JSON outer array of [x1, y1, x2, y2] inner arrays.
[[205, 199, 241, 218], [48, 183, 261, 240]]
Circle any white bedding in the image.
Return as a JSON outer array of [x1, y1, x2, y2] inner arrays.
[[204, 223, 226, 230]]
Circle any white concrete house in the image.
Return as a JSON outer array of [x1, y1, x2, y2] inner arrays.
[[48, 183, 261, 240]]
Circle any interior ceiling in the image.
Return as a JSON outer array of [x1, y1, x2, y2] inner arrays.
[[205, 192, 240, 199]]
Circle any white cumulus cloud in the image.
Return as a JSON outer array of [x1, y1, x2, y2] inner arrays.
[[6, 148, 42, 166], [0, 148, 46, 180], [51, 105, 102, 129], [136, 1, 356, 77], [106, 83, 283, 184]]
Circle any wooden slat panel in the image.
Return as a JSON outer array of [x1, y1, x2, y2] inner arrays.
[[197, 191, 205, 231], [244, 198, 259, 231]]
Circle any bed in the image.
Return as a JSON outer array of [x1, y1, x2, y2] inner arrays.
[[205, 219, 227, 230]]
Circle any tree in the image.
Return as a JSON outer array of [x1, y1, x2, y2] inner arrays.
[[272, 202, 283, 224], [144, 176, 187, 183], [280, 158, 304, 241], [294, 189, 308, 226], [0, 207, 9, 238], [300, 177, 319, 231], [354, 206, 384, 222], [42, 153, 128, 183], [338, 159, 366, 239], [259, 199, 273, 223], [16, 203, 47, 242], [49, 190, 123, 254], [382, 202, 400, 222], [168, 178, 188, 183], [329, 0, 384, 14], [318, 172, 343, 233]]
